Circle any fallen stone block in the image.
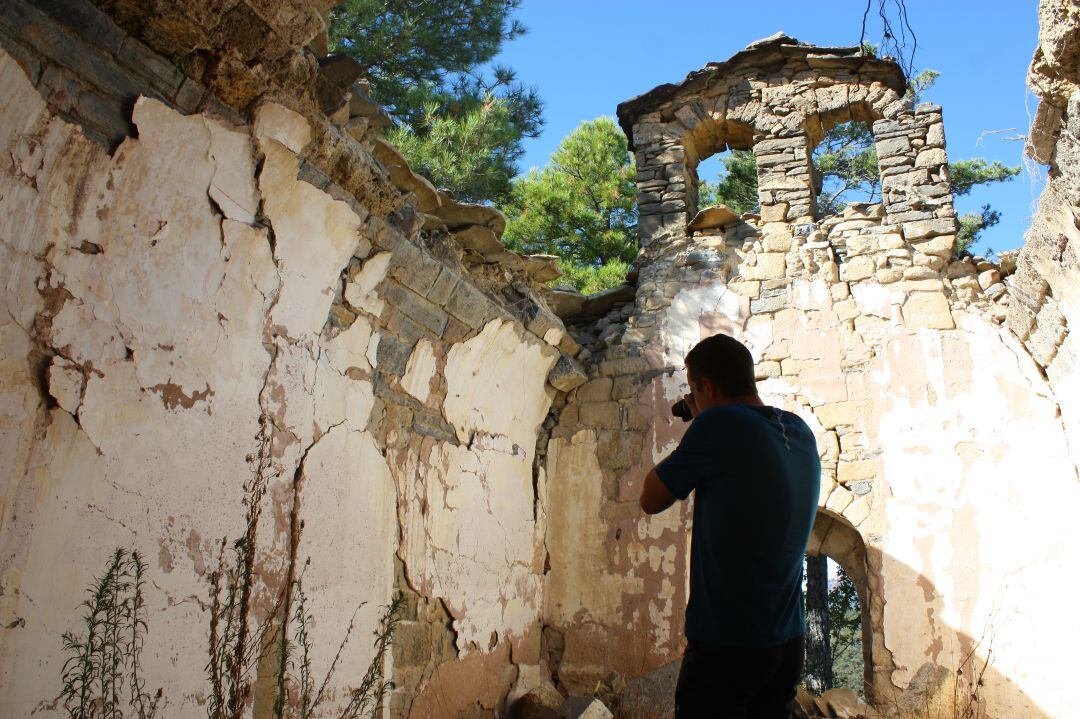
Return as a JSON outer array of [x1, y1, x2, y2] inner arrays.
[[558, 696, 613, 719], [433, 199, 507, 234], [524, 254, 562, 282], [620, 659, 678, 719], [315, 54, 364, 115], [510, 681, 564, 719], [578, 283, 635, 318], [347, 82, 393, 129], [794, 687, 818, 717], [821, 687, 867, 718], [548, 354, 587, 392], [548, 287, 586, 318], [688, 203, 739, 231], [370, 137, 441, 212], [452, 224, 504, 255]]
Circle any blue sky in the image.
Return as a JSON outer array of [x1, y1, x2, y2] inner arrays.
[[492, 0, 1043, 256]]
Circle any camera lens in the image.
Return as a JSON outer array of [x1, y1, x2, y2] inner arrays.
[[672, 399, 692, 421]]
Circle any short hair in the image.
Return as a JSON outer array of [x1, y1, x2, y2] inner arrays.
[[684, 334, 757, 397]]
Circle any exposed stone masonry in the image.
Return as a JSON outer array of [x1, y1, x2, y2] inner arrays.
[[1010, 0, 1078, 423], [542, 33, 1080, 718]]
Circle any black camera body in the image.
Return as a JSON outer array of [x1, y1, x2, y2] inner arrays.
[[671, 398, 692, 422]]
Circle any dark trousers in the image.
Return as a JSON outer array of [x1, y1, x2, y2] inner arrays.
[[674, 635, 804, 719]]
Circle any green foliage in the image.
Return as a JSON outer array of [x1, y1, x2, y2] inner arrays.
[[828, 566, 864, 696], [698, 150, 759, 215], [60, 548, 160, 719], [504, 118, 636, 292], [948, 159, 1020, 197], [906, 69, 941, 105], [328, 0, 527, 123], [329, 0, 541, 203], [387, 96, 523, 203], [957, 205, 1001, 255], [948, 158, 1018, 254], [555, 258, 631, 295], [813, 122, 880, 215]]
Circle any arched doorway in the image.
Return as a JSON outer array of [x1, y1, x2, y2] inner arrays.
[[805, 509, 879, 699]]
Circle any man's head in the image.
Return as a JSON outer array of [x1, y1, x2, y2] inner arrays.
[[684, 334, 758, 409]]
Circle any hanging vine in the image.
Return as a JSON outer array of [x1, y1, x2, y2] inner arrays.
[[860, 0, 919, 81]]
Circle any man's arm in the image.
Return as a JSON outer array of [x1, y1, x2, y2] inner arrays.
[[640, 467, 677, 514], [639, 391, 707, 515]]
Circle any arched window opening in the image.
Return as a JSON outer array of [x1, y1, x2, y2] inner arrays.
[[695, 147, 759, 218], [680, 118, 756, 221], [804, 555, 865, 697], [805, 510, 875, 700], [810, 120, 883, 219]]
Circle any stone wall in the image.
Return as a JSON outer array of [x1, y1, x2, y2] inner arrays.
[[545, 35, 1080, 718], [2, 3, 1080, 718], [1018, 0, 1080, 473], [0, 2, 579, 715]]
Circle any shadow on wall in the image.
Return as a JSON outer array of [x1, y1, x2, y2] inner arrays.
[[621, 526, 1058, 719], [804, 511, 1057, 719]]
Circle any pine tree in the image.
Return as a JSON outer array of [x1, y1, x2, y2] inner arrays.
[[329, 0, 542, 203], [503, 118, 637, 293], [828, 566, 865, 694]]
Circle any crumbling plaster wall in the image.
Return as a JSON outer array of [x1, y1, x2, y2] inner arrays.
[[0, 0, 575, 712], [4, 1, 1080, 716], [0, 51, 400, 712], [546, 36, 1080, 718]]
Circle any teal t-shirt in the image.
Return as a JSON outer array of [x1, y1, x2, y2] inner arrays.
[[655, 403, 821, 648]]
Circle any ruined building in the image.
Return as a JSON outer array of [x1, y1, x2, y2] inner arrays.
[[0, 1, 1077, 718]]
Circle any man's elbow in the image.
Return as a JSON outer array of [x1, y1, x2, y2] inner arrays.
[[640, 496, 664, 515], [639, 469, 675, 514]]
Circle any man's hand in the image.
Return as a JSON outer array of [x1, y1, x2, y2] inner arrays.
[[640, 468, 677, 514], [684, 392, 700, 418], [643, 389, 698, 514]]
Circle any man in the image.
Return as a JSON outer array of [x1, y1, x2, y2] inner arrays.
[[639, 333, 821, 718]]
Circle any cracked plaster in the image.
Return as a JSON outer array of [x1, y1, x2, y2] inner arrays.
[[393, 319, 557, 656], [0, 52, 399, 715], [3, 6, 1080, 714], [0, 46, 572, 714]]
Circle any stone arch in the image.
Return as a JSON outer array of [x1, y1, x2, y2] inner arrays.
[[805, 94, 898, 149], [806, 509, 888, 702], [678, 113, 757, 219], [618, 35, 923, 236]]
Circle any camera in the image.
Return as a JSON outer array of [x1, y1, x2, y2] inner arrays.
[[671, 398, 692, 422]]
